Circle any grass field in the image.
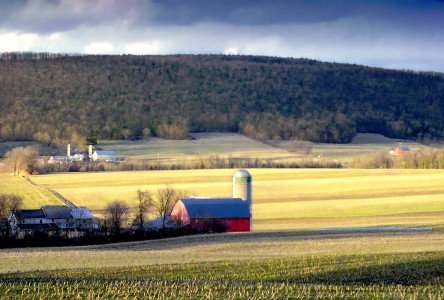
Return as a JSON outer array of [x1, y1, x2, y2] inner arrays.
[[2, 134, 444, 298], [0, 173, 63, 208], [30, 168, 444, 230], [98, 132, 298, 163], [97, 132, 433, 164], [0, 133, 436, 168], [275, 133, 429, 163], [0, 231, 443, 298]]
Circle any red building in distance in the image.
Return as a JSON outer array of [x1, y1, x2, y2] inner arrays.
[[170, 170, 252, 232], [170, 197, 250, 232]]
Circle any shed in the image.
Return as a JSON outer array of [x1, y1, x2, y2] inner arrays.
[[170, 197, 251, 232]]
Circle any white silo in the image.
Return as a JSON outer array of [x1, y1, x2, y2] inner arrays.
[[233, 169, 252, 228]]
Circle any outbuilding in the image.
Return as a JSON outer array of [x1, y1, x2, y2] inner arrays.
[[91, 150, 116, 162]]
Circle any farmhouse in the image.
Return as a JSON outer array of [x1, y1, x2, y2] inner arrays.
[[9, 209, 57, 233], [170, 170, 252, 232], [9, 205, 95, 237]]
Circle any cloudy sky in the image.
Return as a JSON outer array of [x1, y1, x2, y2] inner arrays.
[[1, 0, 443, 72]]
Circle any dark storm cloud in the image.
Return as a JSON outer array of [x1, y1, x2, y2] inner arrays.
[[146, 0, 357, 26], [1, 0, 443, 72], [145, 0, 444, 27], [1, 0, 443, 34]]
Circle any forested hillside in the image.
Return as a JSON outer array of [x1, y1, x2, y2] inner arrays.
[[0, 53, 443, 144]]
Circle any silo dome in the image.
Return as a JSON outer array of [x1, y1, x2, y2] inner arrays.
[[233, 169, 252, 203]]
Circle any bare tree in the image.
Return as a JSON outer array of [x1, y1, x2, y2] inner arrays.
[[0, 194, 23, 238], [105, 200, 130, 235], [154, 185, 187, 230], [132, 189, 153, 231], [289, 140, 313, 155], [4, 146, 39, 175]]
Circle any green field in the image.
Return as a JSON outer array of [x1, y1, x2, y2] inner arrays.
[[0, 173, 63, 208], [30, 168, 444, 230], [0, 231, 443, 298]]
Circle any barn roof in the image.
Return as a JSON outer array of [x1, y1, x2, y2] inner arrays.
[[180, 197, 250, 219], [42, 205, 72, 219]]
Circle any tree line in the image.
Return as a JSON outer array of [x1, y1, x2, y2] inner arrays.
[[5, 145, 444, 175], [0, 53, 443, 145], [350, 149, 444, 169]]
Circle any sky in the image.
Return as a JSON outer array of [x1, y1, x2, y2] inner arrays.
[[1, 0, 444, 72]]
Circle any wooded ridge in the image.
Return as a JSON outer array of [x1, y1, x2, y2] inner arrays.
[[0, 53, 443, 144]]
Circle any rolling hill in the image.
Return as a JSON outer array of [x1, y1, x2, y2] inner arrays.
[[0, 53, 443, 144]]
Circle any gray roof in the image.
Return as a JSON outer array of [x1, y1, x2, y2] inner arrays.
[[70, 207, 94, 219], [42, 205, 72, 219], [95, 150, 115, 156], [15, 206, 94, 221], [15, 209, 46, 219], [180, 197, 250, 219]]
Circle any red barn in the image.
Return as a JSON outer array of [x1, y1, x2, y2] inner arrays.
[[170, 197, 251, 232]]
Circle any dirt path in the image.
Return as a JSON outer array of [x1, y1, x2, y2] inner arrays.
[[23, 176, 77, 208]]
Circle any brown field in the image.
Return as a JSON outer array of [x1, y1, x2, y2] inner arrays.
[[0, 230, 442, 274]]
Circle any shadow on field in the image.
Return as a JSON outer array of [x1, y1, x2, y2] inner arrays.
[[85, 230, 424, 252], [296, 256, 444, 285], [1, 253, 443, 288]]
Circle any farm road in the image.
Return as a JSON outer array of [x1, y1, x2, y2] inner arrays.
[[23, 176, 77, 207]]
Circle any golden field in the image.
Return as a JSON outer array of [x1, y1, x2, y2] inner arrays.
[[29, 168, 444, 230], [0, 173, 62, 208]]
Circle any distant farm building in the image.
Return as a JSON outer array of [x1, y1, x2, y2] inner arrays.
[[48, 156, 72, 164], [170, 170, 252, 232], [91, 150, 116, 162], [44, 144, 122, 164], [389, 147, 411, 155]]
